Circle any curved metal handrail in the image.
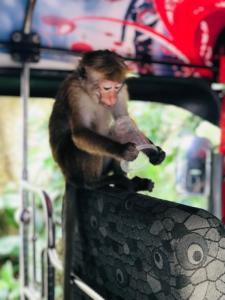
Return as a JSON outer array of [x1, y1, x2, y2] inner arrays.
[[21, 180, 106, 300]]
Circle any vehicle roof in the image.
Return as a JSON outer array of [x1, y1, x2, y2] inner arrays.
[[0, 0, 224, 124]]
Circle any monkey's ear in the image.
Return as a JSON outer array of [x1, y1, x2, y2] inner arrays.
[[77, 66, 86, 79]]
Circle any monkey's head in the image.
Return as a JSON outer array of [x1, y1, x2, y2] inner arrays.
[[78, 50, 128, 107]]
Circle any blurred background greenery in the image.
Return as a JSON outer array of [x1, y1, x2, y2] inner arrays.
[[0, 97, 220, 299]]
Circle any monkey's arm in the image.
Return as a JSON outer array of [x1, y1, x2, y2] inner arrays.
[[72, 127, 138, 162], [112, 85, 165, 164], [112, 85, 166, 164]]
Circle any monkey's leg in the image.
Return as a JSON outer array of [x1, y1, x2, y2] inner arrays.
[[106, 174, 154, 192], [67, 156, 155, 192], [68, 174, 154, 192], [111, 160, 154, 192], [130, 176, 154, 192], [82, 174, 133, 191]]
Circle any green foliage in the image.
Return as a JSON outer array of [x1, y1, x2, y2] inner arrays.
[[128, 101, 219, 208], [0, 184, 20, 299], [0, 261, 19, 300], [0, 183, 19, 210], [27, 100, 65, 204], [0, 183, 19, 236], [0, 236, 19, 257]]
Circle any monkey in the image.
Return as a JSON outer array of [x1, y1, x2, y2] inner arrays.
[[49, 50, 165, 192]]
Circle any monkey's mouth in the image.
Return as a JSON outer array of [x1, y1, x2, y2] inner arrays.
[[96, 91, 117, 108], [98, 96, 116, 108], [101, 102, 114, 108]]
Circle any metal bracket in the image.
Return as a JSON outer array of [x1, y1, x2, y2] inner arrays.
[[10, 31, 40, 63]]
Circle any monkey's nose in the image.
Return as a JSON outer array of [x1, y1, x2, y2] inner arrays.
[[108, 92, 117, 106], [101, 94, 117, 107], [108, 98, 117, 106]]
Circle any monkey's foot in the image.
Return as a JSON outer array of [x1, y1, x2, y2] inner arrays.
[[131, 176, 154, 192]]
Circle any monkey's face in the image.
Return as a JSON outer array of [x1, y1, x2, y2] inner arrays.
[[97, 79, 123, 107], [83, 68, 124, 107]]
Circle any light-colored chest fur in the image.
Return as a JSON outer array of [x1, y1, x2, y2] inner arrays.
[[92, 105, 114, 135], [78, 94, 114, 136]]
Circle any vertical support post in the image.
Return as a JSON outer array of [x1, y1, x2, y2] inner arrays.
[[20, 63, 30, 300], [209, 152, 223, 219], [18, 1, 37, 297], [219, 55, 225, 223], [32, 193, 37, 284], [220, 94, 225, 223]]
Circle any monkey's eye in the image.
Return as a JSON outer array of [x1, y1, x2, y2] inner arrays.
[[103, 87, 112, 91], [115, 84, 123, 91]]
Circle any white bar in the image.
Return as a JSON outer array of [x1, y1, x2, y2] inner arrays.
[[48, 249, 63, 272], [0, 53, 79, 71], [72, 275, 106, 300], [22, 287, 40, 300]]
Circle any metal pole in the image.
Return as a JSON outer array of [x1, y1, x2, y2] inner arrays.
[[19, 0, 37, 297], [23, 0, 36, 35], [209, 153, 223, 219], [20, 63, 30, 300], [32, 193, 37, 284]]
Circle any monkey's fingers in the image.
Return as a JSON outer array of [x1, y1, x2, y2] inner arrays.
[[144, 146, 166, 165], [122, 142, 139, 161], [150, 147, 166, 165]]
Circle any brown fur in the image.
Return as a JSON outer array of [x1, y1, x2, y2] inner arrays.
[[49, 50, 164, 190], [49, 50, 138, 187]]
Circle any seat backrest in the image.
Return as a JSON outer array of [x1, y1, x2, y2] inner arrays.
[[63, 184, 225, 300]]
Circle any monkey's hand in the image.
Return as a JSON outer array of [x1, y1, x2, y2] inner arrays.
[[143, 145, 166, 165], [121, 142, 139, 161]]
